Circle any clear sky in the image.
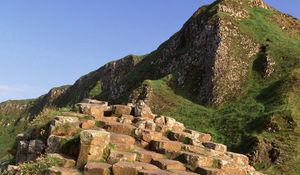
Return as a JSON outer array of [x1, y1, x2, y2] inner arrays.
[[0, 0, 299, 103]]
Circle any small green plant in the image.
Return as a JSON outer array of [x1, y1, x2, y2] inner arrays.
[[18, 156, 61, 175]]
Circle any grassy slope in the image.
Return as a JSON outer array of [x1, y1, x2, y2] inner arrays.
[[145, 7, 300, 175]]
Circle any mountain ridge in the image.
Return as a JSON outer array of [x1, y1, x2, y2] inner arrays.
[[1, 0, 300, 174]]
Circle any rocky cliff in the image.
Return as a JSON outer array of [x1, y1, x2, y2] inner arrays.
[[1, 0, 300, 174]]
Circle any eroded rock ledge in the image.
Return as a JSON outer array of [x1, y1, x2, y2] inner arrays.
[[5, 99, 264, 175]]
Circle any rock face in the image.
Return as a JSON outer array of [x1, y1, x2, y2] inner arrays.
[[41, 0, 267, 107], [8, 99, 263, 175]]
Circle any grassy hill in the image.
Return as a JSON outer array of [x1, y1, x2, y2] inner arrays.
[[0, 0, 299, 174]]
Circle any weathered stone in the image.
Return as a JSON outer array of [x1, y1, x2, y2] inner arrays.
[[135, 120, 156, 131], [165, 117, 176, 128], [134, 100, 155, 119], [81, 120, 95, 129], [46, 135, 72, 153], [150, 140, 182, 154], [50, 116, 80, 136], [135, 147, 164, 163], [118, 114, 134, 124], [16, 140, 45, 163], [110, 133, 136, 145], [195, 167, 225, 175], [105, 123, 136, 136], [180, 152, 213, 170], [135, 128, 163, 142], [197, 133, 212, 142], [84, 162, 112, 175], [107, 150, 137, 164], [77, 130, 110, 168], [172, 122, 185, 132], [16, 141, 29, 163], [181, 145, 207, 155], [138, 169, 177, 175], [113, 143, 136, 152], [151, 159, 186, 171], [153, 116, 166, 125], [47, 153, 76, 168], [226, 152, 249, 166], [168, 131, 192, 143], [184, 129, 211, 142], [80, 129, 110, 145], [113, 161, 158, 175], [77, 101, 107, 119], [216, 159, 248, 175], [81, 99, 108, 106], [202, 142, 227, 153], [48, 166, 81, 175], [170, 170, 199, 175], [98, 117, 118, 124], [112, 105, 132, 115]]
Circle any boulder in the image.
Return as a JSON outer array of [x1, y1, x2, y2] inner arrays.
[[118, 114, 135, 124], [113, 161, 158, 175], [47, 153, 76, 168], [110, 133, 136, 145], [15, 141, 29, 163], [169, 170, 199, 175], [138, 169, 177, 175], [135, 147, 164, 163], [180, 152, 213, 170], [112, 105, 132, 115], [151, 159, 186, 171], [195, 167, 225, 175], [107, 150, 137, 164], [48, 166, 81, 175], [153, 116, 166, 125], [81, 120, 96, 129], [104, 123, 136, 136], [149, 140, 182, 154], [46, 135, 72, 153], [202, 142, 227, 153], [226, 152, 249, 166], [84, 162, 112, 175], [134, 100, 155, 119], [16, 140, 45, 164], [50, 116, 80, 137], [77, 130, 110, 168], [134, 128, 163, 143]]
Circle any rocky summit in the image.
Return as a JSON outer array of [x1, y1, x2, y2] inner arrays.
[[4, 99, 263, 175], [1, 0, 300, 174]]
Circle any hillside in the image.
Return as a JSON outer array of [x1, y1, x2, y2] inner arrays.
[[1, 0, 300, 174]]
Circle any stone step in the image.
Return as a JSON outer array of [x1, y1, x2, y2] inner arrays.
[[179, 152, 214, 170], [112, 161, 159, 175], [48, 166, 81, 175], [135, 147, 164, 163], [149, 140, 182, 154], [170, 170, 199, 175], [112, 105, 133, 116], [202, 142, 227, 153], [107, 150, 137, 164], [195, 166, 224, 175], [151, 159, 186, 171], [47, 153, 76, 168], [104, 122, 136, 136], [84, 162, 112, 175], [110, 133, 136, 145], [138, 169, 177, 175], [134, 128, 163, 143]]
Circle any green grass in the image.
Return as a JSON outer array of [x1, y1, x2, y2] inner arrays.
[[89, 80, 103, 98], [143, 7, 300, 175]]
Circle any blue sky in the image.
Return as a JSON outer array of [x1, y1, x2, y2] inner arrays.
[[0, 0, 299, 103]]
